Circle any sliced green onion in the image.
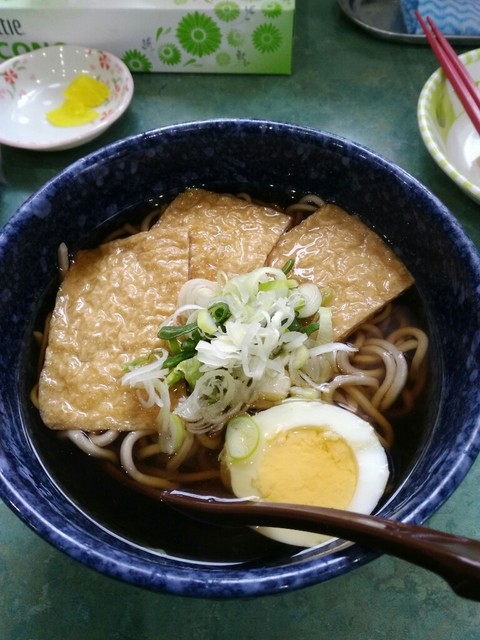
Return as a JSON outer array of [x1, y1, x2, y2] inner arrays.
[[181, 336, 201, 351], [165, 369, 185, 387], [197, 308, 217, 335], [289, 318, 301, 332], [258, 279, 289, 292], [320, 286, 334, 306], [225, 414, 260, 461], [158, 413, 185, 455], [296, 283, 322, 318], [302, 321, 320, 336], [167, 338, 181, 355], [282, 259, 295, 275], [122, 353, 155, 371], [124, 262, 339, 435], [158, 321, 198, 340], [174, 356, 202, 388], [290, 344, 310, 369], [208, 302, 231, 325], [163, 350, 196, 369], [316, 307, 333, 344]]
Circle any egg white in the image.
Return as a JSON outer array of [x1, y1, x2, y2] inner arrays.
[[223, 400, 390, 547]]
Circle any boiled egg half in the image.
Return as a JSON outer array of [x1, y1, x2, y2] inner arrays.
[[222, 400, 390, 547]]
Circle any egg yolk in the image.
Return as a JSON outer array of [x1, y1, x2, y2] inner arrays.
[[253, 427, 358, 509]]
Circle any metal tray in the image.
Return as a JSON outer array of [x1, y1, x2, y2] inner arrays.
[[337, 0, 480, 45]]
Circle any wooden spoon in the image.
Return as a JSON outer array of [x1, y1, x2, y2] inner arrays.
[[160, 489, 480, 601]]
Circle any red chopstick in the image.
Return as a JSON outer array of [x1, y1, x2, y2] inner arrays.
[[415, 11, 480, 135]]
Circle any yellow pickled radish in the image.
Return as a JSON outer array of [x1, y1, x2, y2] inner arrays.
[[46, 74, 110, 127], [63, 75, 110, 107], [46, 99, 99, 127]]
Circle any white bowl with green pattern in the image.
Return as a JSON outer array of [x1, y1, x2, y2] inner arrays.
[[417, 48, 480, 205]]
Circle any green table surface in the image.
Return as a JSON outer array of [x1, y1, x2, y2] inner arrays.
[[1, 2, 480, 639]]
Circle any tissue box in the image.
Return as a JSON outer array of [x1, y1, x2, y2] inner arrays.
[[0, 0, 295, 74]]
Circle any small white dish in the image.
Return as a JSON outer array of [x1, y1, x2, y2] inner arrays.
[[0, 45, 134, 151], [417, 48, 480, 205]]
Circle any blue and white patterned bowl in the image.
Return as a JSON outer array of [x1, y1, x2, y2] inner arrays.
[[1, 119, 480, 598]]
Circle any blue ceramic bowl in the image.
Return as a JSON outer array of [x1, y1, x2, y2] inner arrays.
[[1, 119, 480, 598]]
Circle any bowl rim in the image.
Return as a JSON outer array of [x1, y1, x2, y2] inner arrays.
[[1, 118, 480, 597], [417, 47, 480, 204], [0, 44, 134, 151]]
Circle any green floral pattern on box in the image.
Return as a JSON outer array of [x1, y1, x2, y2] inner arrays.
[[158, 43, 182, 66], [261, 2, 283, 18], [122, 50, 153, 73], [215, 2, 241, 22], [177, 12, 222, 57], [252, 23, 282, 53], [121, 0, 294, 74]]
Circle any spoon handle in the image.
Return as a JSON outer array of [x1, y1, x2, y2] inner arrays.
[[162, 490, 480, 601]]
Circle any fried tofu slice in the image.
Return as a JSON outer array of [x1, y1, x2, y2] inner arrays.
[[38, 222, 189, 431], [158, 188, 292, 279], [266, 204, 414, 339]]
